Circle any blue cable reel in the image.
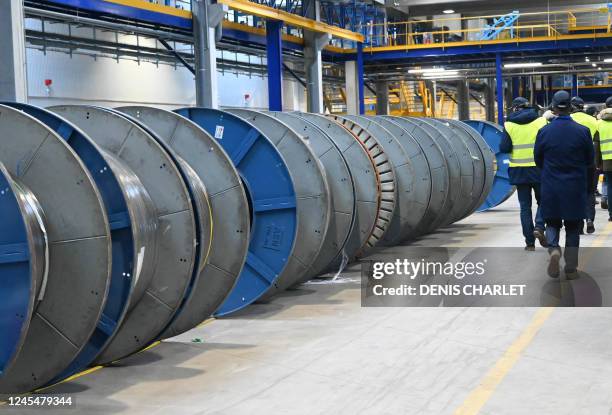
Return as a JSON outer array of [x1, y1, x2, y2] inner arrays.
[[0, 164, 36, 378], [2, 103, 138, 382], [462, 120, 515, 211], [175, 108, 297, 316]]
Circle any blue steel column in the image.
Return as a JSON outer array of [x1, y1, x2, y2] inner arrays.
[[357, 42, 365, 115], [571, 73, 578, 97], [266, 20, 283, 111], [496, 53, 504, 125]]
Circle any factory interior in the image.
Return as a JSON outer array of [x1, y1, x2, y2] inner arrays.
[[1, 0, 612, 414]]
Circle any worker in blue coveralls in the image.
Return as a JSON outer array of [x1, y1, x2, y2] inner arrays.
[[500, 97, 548, 251], [534, 91, 594, 279]]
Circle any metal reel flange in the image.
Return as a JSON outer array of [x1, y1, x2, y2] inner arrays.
[[404, 118, 463, 228], [116, 107, 249, 338], [270, 112, 356, 275], [0, 163, 43, 379], [2, 103, 158, 381], [110, 108, 212, 341], [451, 120, 495, 212], [330, 115, 396, 250], [371, 116, 432, 242], [0, 106, 111, 394], [444, 120, 495, 219], [49, 105, 196, 364], [343, 115, 417, 245], [294, 113, 378, 265], [419, 118, 476, 224], [463, 120, 514, 211], [227, 109, 331, 296], [381, 117, 450, 235], [175, 108, 297, 316], [268, 112, 355, 277]]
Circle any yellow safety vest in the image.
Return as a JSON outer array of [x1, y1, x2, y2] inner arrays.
[[571, 111, 598, 140], [505, 117, 547, 167], [598, 119, 612, 161]]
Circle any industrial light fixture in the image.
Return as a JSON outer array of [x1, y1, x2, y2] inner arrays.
[[422, 71, 460, 78], [408, 67, 446, 74], [443, 9, 455, 14], [503, 62, 543, 68], [586, 57, 590, 62], [604, 58, 612, 63], [592, 63, 597, 67]]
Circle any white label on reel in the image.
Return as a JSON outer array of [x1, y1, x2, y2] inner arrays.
[[214, 125, 224, 140]]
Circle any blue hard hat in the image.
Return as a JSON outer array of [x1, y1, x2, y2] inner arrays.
[[552, 91, 571, 110]]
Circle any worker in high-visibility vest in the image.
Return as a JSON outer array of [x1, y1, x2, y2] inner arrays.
[[597, 96, 612, 222], [571, 96, 601, 234], [500, 97, 548, 251], [535, 91, 594, 279]]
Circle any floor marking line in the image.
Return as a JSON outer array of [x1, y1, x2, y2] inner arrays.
[[452, 307, 555, 415], [453, 220, 612, 415], [197, 318, 216, 328]]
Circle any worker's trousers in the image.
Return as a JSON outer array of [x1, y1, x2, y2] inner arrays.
[[516, 183, 545, 246], [606, 173, 612, 219], [585, 168, 598, 222], [545, 219, 581, 272]]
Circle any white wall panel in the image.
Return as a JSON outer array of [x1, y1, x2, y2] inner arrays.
[[26, 49, 306, 110]]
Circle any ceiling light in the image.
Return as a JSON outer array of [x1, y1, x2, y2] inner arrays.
[[586, 57, 590, 62], [423, 71, 460, 78], [598, 67, 602, 70], [443, 9, 455, 14], [503, 62, 543, 68], [408, 67, 446, 74], [592, 63, 597, 67], [604, 58, 612, 63]]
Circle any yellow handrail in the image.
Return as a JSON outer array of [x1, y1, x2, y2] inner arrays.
[[373, 7, 612, 48]]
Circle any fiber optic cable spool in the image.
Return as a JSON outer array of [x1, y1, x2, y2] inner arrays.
[[281, 112, 377, 272], [379, 117, 449, 235], [462, 120, 515, 211], [49, 106, 197, 364], [343, 115, 420, 245], [0, 105, 111, 394], [329, 115, 396, 251], [175, 108, 297, 316], [1, 103, 158, 381], [227, 109, 331, 295], [369, 116, 431, 240], [116, 107, 249, 338]]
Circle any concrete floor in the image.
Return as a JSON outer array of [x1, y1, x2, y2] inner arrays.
[[11, 195, 612, 414]]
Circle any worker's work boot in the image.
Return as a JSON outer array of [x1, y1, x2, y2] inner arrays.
[[587, 220, 595, 234], [547, 250, 561, 278], [533, 229, 548, 247], [565, 269, 580, 280], [602, 198, 608, 210], [525, 245, 535, 252]]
